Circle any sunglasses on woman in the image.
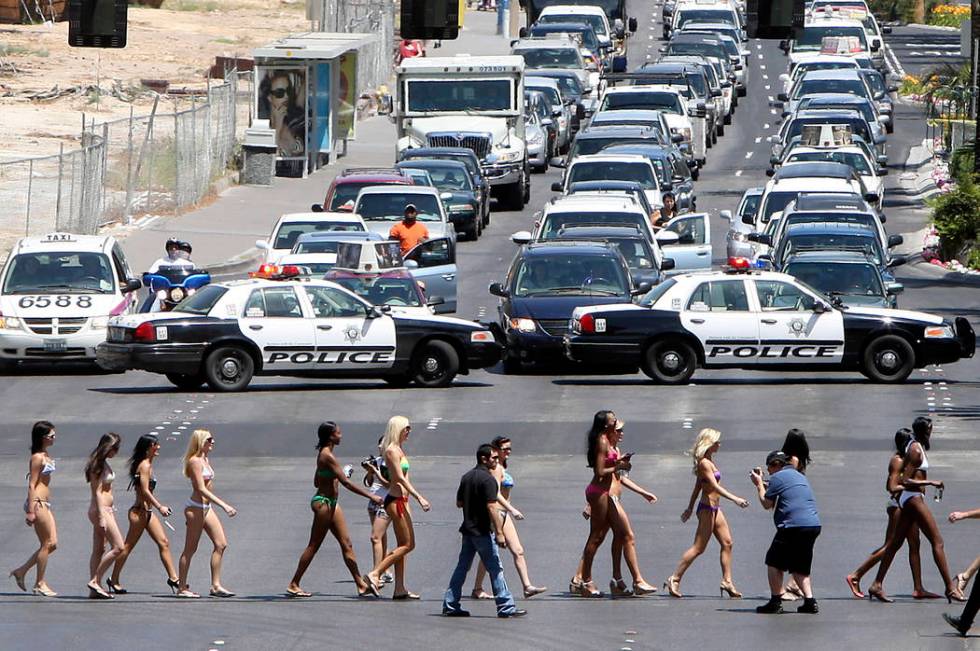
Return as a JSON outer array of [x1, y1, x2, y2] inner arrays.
[[269, 88, 288, 98]]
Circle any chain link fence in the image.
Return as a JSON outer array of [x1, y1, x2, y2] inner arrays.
[[0, 70, 253, 245]]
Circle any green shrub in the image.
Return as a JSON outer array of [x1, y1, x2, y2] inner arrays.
[[967, 247, 980, 271], [931, 179, 980, 258], [950, 142, 975, 184]]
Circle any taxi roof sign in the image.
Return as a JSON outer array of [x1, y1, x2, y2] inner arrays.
[[801, 124, 853, 147], [820, 36, 863, 55], [334, 241, 404, 272]]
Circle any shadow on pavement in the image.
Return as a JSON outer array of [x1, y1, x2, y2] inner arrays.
[[89, 380, 494, 394]]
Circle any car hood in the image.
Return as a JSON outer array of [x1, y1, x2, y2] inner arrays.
[[662, 113, 692, 130], [835, 294, 890, 308], [843, 306, 943, 324], [442, 191, 477, 205], [508, 294, 631, 319], [2, 293, 132, 318], [108, 312, 212, 327]]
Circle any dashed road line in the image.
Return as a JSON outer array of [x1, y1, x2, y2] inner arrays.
[[754, 136, 762, 143], [744, 151, 753, 159], [735, 170, 743, 176]]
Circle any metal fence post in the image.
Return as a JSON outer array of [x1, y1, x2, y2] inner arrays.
[[173, 99, 180, 215], [100, 122, 109, 224], [25, 159, 33, 236], [55, 142, 64, 222], [124, 106, 135, 223], [190, 94, 198, 203]]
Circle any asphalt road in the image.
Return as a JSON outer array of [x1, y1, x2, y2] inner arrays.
[[1, 7, 979, 651]]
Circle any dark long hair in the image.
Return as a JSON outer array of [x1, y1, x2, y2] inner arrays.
[[31, 420, 54, 454], [781, 428, 811, 472], [894, 428, 912, 455], [912, 416, 932, 450], [491, 436, 511, 468], [84, 432, 121, 482], [317, 422, 339, 450], [127, 434, 158, 490], [586, 410, 614, 468]]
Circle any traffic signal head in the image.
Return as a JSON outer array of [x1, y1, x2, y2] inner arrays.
[[400, 0, 460, 40], [68, 0, 127, 48]]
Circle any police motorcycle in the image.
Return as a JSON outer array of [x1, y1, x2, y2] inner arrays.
[[139, 239, 211, 312]]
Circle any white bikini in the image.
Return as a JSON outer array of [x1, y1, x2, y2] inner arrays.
[[185, 460, 214, 511], [898, 441, 929, 508]]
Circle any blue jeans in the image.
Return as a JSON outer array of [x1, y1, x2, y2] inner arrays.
[[442, 533, 516, 615]]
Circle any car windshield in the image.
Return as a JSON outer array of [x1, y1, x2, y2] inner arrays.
[[786, 150, 872, 174], [541, 212, 646, 238], [332, 276, 422, 307], [569, 162, 656, 188], [425, 166, 472, 191], [572, 136, 660, 156], [793, 78, 868, 99], [512, 254, 629, 296], [782, 233, 882, 264], [800, 99, 875, 123], [677, 9, 736, 28], [406, 79, 513, 112], [538, 13, 608, 37], [293, 240, 350, 254], [601, 92, 683, 113], [330, 182, 388, 210], [760, 191, 802, 223], [609, 237, 656, 268], [668, 41, 727, 62], [519, 48, 581, 69], [406, 154, 478, 177], [783, 212, 875, 232], [532, 26, 599, 51], [273, 221, 365, 250], [355, 194, 442, 222], [784, 261, 884, 297], [528, 85, 562, 108], [2, 251, 115, 294], [795, 25, 868, 51], [639, 277, 677, 306], [862, 71, 886, 95], [740, 193, 762, 219], [793, 61, 858, 79], [173, 284, 228, 315]]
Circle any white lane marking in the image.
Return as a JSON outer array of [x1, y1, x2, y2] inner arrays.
[[763, 74, 768, 80], [735, 170, 743, 176], [767, 95, 774, 102], [884, 42, 906, 77], [760, 64, 766, 70], [745, 151, 753, 159], [764, 85, 770, 90], [757, 54, 763, 59], [764, 123, 770, 129], [755, 137, 762, 143], [770, 109, 777, 115]]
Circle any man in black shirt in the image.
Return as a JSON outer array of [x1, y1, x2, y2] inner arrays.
[[442, 444, 525, 618]]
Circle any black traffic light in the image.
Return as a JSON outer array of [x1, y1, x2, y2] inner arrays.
[[746, 0, 804, 39], [401, 0, 459, 40], [68, 0, 127, 48]]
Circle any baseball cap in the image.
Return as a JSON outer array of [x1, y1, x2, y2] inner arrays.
[[766, 450, 789, 466], [404, 203, 417, 212]]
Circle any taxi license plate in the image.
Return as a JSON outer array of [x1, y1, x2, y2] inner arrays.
[[44, 339, 67, 352]]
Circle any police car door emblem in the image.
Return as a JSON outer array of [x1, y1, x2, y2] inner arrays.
[[787, 318, 806, 337], [344, 325, 362, 344]]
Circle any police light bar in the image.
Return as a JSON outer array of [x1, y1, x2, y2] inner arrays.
[[249, 264, 303, 280], [725, 257, 766, 273]]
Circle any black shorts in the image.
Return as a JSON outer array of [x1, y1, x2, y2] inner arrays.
[[765, 526, 821, 576]]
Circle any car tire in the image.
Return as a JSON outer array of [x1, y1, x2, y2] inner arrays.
[[862, 335, 915, 383], [724, 112, 732, 125], [502, 354, 522, 374], [522, 164, 531, 204], [717, 123, 725, 136], [383, 375, 412, 388], [691, 167, 700, 181], [642, 339, 697, 384], [464, 221, 479, 241], [0, 359, 15, 374], [166, 372, 205, 391], [886, 122, 894, 134], [203, 346, 255, 392], [411, 340, 459, 387]]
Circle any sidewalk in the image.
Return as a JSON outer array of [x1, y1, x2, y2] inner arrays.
[[112, 10, 516, 273]]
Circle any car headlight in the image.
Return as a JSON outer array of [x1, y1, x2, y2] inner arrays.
[[168, 287, 186, 302], [924, 325, 955, 338], [91, 316, 110, 330], [508, 317, 536, 333], [449, 203, 475, 212], [0, 315, 22, 330], [527, 131, 543, 145], [496, 150, 522, 163]]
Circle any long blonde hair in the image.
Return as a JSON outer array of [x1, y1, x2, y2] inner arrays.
[[380, 416, 410, 454], [690, 428, 721, 473], [183, 429, 211, 477]]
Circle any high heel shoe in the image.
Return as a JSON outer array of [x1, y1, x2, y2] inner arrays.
[[105, 579, 127, 595], [568, 577, 583, 594], [663, 575, 682, 598], [87, 582, 113, 600], [167, 578, 180, 595], [32, 585, 57, 597], [867, 586, 893, 603], [719, 581, 742, 599], [576, 580, 601, 598], [845, 574, 864, 599], [609, 579, 632, 597], [955, 573, 970, 595], [9, 571, 26, 593], [632, 581, 658, 596], [946, 587, 966, 603], [523, 585, 547, 598]]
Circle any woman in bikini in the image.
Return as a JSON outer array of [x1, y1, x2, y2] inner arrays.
[[85, 432, 124, 599], [866, 417, 964, 603], [9, 421, 59, 597], [364, 416, 431, 600], [664, 428, 749, 598], [362, 437, 394, 586], [287, 422, 384, 598], [846, 428, 936, 599], [573, 411, 658, 597], [176, 429, 237, 599], [471, 436, 547, 600], [108, 434, 179, 594]]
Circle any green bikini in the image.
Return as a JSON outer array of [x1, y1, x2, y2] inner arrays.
[[311, 467, 339, 508]]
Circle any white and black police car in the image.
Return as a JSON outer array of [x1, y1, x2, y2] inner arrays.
[[96, 265, 500, 391], [564, 259, 975, 383]]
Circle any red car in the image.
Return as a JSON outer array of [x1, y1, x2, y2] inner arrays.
[[315, 169, 414, 213]]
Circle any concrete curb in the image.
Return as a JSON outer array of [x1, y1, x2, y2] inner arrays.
[[903, 23, 961, 32]]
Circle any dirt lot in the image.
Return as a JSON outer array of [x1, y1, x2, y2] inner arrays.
[[0, 0, 310, 160]]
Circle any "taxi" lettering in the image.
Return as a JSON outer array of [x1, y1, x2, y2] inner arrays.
[[267, 351, 393, 364], [708, 345, 839, 359]]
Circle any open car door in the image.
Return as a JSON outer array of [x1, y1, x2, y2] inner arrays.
[[660, 212, 712, 271], [405, 237, 457, 313]]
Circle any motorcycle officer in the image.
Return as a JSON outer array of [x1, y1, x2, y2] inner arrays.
[[147, 238, 195, 273]]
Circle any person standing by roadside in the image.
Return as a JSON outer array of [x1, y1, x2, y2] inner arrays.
[[362, 437, 394, 586], [108, 434, 180, 594], [943, 506, 980, 636], [442, 444, 525, 618], [85, 432, 124, 599], [780, 428, 811, 601], [389, 204, 429, 255], [364, 416, 431, 599], [471, 436, 547, 600], [866, 417, 963, 603], [846, 428, 935, 599], [664, 428, 749, 598], [176, 429, 237, 599], [9, 421, 59, 597], [751, 450, 821, 615], [287, 422, 384, 598]]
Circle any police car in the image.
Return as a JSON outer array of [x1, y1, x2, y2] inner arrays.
[[95, 266, 500, 391], [0, 233, 142, 368], [564, 261, 975, 383]]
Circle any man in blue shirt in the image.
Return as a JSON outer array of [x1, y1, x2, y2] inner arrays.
[[751, 450, 822, 614]]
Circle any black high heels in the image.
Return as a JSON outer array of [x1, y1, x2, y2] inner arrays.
[[105, 579, 127, 595], [167, 578, 180, 594]]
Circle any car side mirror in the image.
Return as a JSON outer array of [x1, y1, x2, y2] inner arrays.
[[765, 168, 775, 177], [877, 166, 889, 176], [747, 233, 772, 246], [510, 231, 532, 245], [711, 88, 722, 97], [631, 281, 652, 296], [427, 295, 446, 307], [124, 278, 143, 292], [518, 27, 527, 38], [768, 135, 781, 144], [781, 110, 790, 117], [877, 154, 888, 166], [404, 259, 420, 269], [658, 45, 667, 54], [488, 282, 510, 297], [812, 301, 828, 313], [888, 255, 908, 268], [885, 281, 904, 294], [878, 213, 887, 223], [660, 257, 675, 271], [887, 84, 898, 93], [255, 240, 270, 250], [368, 305, 391, 319], [864, 192, 880, 204], [882, 25, 892, 34], [719, 209, 733, 224], [871, 41, 880, 52], [887, 234, 904, 248], [778, 73, 790, 82], [550, 158, 566, 169], [662, 182, 673, 192], [655, 230, 680, 245], [776, 92, 789, 102], [576, 104, 586, 120], [628, 17, 637, 33], [611, 55, 628, 73], [672, 133, 685, 144], [551, 181, 564, 192], [311, 203, 324, 213], [779, 40, 789, 53], [379, 95, 393, 116], [741, 213, 754, 225]]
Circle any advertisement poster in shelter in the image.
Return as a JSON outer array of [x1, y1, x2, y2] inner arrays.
[[256, 66, 307, 158], [337, 51, 357, 140]]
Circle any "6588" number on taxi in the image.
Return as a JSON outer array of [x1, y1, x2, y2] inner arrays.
[[18, 295, 93, 309]]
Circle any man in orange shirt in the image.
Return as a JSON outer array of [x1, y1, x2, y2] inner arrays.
[[389, 204, 429, 254]]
